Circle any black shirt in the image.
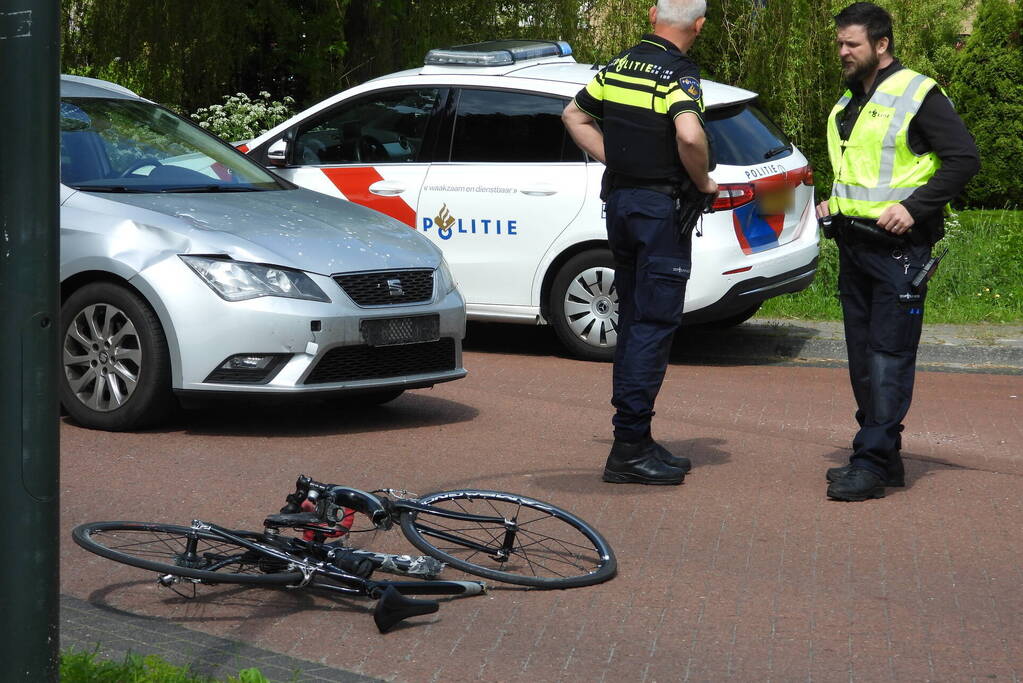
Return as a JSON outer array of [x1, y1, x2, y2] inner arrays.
[[574, 34, 703, 181], [838, 59, 980, 234]]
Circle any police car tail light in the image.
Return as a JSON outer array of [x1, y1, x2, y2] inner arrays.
[[801, 166, 815, 186], [712, 184, 756, 210]]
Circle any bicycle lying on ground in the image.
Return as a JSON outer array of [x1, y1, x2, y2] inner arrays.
[[72, 475, 617, 632]]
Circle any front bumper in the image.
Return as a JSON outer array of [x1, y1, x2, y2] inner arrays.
[[134, 257, 467, 396]]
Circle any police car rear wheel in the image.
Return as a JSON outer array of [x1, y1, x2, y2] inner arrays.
[[549, 250, 618, 362]]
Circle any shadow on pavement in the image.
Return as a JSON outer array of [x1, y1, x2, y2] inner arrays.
[[67, 392, 481, 438], [819, 447, 968, 492], [464, 320, 827, 367]]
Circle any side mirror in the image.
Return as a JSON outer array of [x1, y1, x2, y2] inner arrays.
[[266, 139, 288, 167]]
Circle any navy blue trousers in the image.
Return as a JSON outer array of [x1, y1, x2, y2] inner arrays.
[[606, 188, 691, 442], [837, 239, 931, 477]]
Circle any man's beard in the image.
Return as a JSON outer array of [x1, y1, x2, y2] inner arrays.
[[843, 51, 880, 86]]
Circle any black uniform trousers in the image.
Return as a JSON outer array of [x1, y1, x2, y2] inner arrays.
[[837, 237, 931, 477], [606, 188, 692, 442]]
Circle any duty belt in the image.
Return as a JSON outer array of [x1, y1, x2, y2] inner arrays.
[[604, 172, 684, 199], [824, 215, 916, 247]]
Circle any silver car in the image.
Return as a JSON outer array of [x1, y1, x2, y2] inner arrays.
[[58, 75, 466, 431]]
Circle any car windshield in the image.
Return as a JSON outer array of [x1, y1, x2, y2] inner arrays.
[[60, 97, 285, 193]]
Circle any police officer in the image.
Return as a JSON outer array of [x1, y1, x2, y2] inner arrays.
[[816, 2, 979, 500], [563, 0, 717, 485]]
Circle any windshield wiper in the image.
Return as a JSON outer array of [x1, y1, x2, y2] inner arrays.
[[763, 144, 791, 160], [159, 185, 261, 193], [70, 184, 149, 193]]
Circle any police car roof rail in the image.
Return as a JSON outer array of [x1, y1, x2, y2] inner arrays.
[[424, 40, 572, 67]]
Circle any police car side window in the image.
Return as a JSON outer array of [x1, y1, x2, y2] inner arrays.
[[293, 88, 442, 165], [450, 89, 585, 163]]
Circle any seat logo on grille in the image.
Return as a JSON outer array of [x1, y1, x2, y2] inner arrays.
[[386, 278, 404, 297]]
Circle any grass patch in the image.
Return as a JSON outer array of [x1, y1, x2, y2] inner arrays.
[[61, 649, 273, 683], [759, 208, 1023, 323]]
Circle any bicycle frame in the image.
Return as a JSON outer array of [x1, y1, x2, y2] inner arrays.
[[187, 519, 485, 600]]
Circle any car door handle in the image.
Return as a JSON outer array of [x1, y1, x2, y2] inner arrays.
[[369, 180, 406, 196], [518, 184, 558, 196]]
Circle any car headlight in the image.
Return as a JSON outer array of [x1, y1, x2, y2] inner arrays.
[[180, 255, 330, 303], [436, 257, 458, 296]]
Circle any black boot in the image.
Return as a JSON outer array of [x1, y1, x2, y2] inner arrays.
[[826, 467, 885, 501], [826, 457, 904, 487], [603, 439, 685, 485], [650, 440, 691, 473]]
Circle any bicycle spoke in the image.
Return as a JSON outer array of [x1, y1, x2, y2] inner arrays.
[[416, 501, 601, 576], [92, 529, 269, 574]]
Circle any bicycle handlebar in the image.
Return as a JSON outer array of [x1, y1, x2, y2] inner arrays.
[[291, 475, 393, 529]]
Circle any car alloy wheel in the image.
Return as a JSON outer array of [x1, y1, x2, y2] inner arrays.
[[63, 301, 142, 411], [60, 282, 174, 431]]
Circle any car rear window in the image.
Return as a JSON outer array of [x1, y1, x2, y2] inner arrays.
[[705, 101, 793, 167]]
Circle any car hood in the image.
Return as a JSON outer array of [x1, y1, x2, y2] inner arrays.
[[74, 187, 439, 274]]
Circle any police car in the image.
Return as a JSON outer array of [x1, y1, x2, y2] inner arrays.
[[244, 40, 819, 361]]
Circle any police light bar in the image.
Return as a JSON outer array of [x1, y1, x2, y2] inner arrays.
[[424, 40, 572, 67]]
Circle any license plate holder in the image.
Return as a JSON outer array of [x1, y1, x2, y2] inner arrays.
[[754, 184, 794, 216], [360, 315, 440, 347]]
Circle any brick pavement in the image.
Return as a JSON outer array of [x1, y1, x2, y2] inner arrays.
[[59, 323, 1023, 682]]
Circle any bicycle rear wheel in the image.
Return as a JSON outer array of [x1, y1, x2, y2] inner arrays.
[[72, 522, 304, 585], [399, 490, 616, 589]]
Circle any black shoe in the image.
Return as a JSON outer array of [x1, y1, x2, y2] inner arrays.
[[826, 467, 886, 501], [826, 460, 905, 487], [650, 440, 691, 473], [603, 440, 685, 485]]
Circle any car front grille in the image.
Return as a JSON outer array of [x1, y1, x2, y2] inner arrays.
[[333, 269, 434, 306], [304, 338, 456, 384]]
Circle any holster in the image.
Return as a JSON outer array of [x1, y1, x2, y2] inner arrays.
[[833, 215, 910, 247], [676, 182, 716, 240]]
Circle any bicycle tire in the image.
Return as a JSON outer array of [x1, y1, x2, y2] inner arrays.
[[72, 521, 305, 585], [399, 490, 616, 589]]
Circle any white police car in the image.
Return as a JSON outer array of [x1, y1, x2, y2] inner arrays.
[[244, 40, 819, 361]]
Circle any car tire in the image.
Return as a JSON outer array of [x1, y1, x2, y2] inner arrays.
[[549, 250, 618, 362], [698, 303, 762, 329], [60, 282, 175, 431]]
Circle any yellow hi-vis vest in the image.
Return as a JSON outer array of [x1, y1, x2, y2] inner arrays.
[[827, 68, 941, 219]]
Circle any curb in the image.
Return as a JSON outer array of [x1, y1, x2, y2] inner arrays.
[[61, 594, 379, 683], [677, 319, 1023, 373]]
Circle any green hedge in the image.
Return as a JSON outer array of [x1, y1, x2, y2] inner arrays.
[[759, 209, 1023, 323], [949, 0, 1023, 207]]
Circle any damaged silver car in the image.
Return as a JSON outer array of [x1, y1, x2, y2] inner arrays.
[[59, 76, 466, 431]]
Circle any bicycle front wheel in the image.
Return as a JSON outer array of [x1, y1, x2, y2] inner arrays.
[[399, 491, 616, 589], [72, 522, 304, 585]]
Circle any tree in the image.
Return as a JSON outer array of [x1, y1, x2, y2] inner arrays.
[[949, 0, 1023, 207]]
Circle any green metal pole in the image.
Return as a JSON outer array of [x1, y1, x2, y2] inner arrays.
[[0, 0, 61, 680]]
